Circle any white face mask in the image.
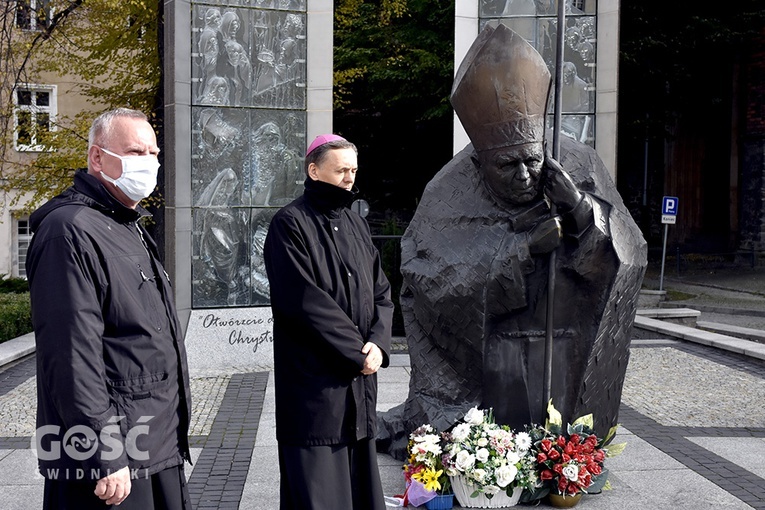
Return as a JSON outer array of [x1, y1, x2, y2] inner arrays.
[[99, 147, 160, 201]]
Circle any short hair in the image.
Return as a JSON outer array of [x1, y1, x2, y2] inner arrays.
[[305, 139, 357, 176], [88, 108, 148, 149]]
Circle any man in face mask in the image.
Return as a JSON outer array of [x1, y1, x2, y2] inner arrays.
[[26, 108, 193, 509]]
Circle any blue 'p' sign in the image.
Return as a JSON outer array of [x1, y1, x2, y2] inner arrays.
[[662, 196, 679, 216]]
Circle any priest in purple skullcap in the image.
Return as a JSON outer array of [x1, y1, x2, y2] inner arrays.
[[264, 134, 394, 509], [379, 24, 647, 458]]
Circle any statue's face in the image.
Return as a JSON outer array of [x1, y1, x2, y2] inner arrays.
[[476, 142, 544, 206], [205, 9, 222, 29], [563, 63, 576, 84]]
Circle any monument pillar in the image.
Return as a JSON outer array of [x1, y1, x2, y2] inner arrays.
[[163, 0, 334, 371]]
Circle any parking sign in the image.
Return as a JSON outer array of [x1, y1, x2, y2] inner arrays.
[[661, 196, 678, 224]]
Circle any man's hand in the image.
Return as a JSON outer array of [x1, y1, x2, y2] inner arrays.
[[361, 342, 383, 375], [543, 156, 583, 212], [528, 216, 562, 255], [94, 466, 131, 505]]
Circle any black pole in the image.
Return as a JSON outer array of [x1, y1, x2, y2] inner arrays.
[[543, 0, 566, 421]]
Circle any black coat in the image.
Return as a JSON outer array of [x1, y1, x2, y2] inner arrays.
[[27, 171, 191, 480], [264, 178, 393, 446]]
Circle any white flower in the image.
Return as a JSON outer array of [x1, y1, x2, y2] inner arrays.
[[475, 447, 490, 463], [483, 484, 500, 495], [455, 450, 476, 472], [476, 437, 489, 447], [452, 423, 471, 442], [464, 407, 484, 426], [562, 464, 579, 482], [472, 468, 487, 483], [505, 450, 521, 465], [495, 464, 518, 488], [514, 431, 532, 451]]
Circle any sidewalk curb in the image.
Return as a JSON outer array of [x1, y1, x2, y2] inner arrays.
[[0, 333, 35, 367]]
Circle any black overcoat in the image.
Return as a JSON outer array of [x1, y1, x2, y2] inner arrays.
[[27, 171, 192, 480], [264, 178, 393, 446]]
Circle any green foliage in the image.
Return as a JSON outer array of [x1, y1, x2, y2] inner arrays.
[[0, 276, 30, 294], [0, 292, 32, 344], [0, 0, 160, 212], [334, 1, 456, 220], [334, 0, 454, 120]]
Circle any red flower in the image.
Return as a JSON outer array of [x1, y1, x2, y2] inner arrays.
[[541, 439, 553, 452], [537, 452, 548, 463], [540, 469, 554, 481], [548, 449, 561, 461], [556, 436, 567, 448], [587, 461, 602, 476]]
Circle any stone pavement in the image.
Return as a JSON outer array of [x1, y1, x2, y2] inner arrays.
[[2, 268, 765, 509]]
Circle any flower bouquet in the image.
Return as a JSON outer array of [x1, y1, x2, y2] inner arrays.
[[398, 424, 453, 509], [527, 401, 626, 506], [441, 407, 539, 508]]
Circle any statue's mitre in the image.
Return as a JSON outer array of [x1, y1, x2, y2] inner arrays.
[[451, 24, 551, 152]]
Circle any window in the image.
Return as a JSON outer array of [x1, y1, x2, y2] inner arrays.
[[13, 216, 32, 279], [14, 84, 56, 152], [15, 0, 51, 31]]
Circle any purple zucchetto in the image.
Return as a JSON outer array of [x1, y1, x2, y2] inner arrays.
[[306, 134, 347, 157]]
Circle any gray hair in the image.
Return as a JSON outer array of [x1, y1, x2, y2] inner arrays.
[[88, 108, 148, 149], [305, 139, 357, 176]]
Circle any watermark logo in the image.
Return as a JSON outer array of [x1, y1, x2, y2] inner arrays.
[[32, 416, 153, 462]]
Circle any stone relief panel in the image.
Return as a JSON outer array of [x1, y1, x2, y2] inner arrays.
[[251, 10, 306, 109], [192, 168, 249, 308], [248, 208, 277, 305], [192, 107, 249, 207], [244, 110, 305, 207], [190, 0, 306, 308]]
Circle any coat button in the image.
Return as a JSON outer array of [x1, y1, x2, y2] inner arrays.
[[333, 226, 338, 231]]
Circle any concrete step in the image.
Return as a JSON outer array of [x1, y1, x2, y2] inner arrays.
[[636, 307, 701, 326], [633, 315, 765, 361], [697, 320, 765, 344]]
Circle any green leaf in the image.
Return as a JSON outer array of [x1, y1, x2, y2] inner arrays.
[[571, 413, 594, 430], [602, 424, 619, 446], [545, 400, 562, 429], [605, 442, 627, 457]]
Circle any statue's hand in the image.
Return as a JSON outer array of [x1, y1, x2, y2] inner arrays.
[[543, 156, 583, 212], [528, 216, 562, 255]]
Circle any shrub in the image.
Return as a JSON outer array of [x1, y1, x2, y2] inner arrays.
[[0, 292, 33, 343], [0, 275, 29, 294]]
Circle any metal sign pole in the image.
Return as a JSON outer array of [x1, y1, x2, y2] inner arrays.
[[659, 196, 678, 292], [543, 0, 566, 418], [659, 223, 668, 292]]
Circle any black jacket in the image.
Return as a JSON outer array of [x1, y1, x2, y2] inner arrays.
[[27, 170, 191, 480], [264, 178, 393, 446]]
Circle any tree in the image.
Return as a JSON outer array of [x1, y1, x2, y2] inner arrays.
[[0, 0, 160, 212], [333, 0, 455, 227]]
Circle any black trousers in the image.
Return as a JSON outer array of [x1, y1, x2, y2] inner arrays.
[[42, 464, 191, 510], [278, 438, 385, 510]]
